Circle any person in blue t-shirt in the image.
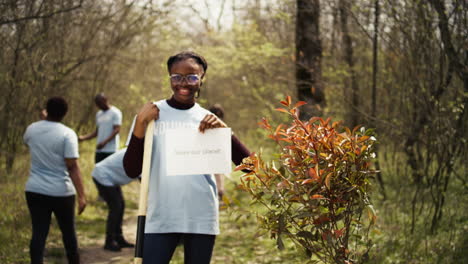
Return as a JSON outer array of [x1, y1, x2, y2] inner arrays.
[[23, 97, 87, 264], [79, 93, 122, 201], [79, 93, 122, 163], [123, 51, 251, 264], [91, 148, 138, 251]]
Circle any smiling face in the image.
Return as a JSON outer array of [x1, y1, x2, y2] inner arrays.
[[169, 58, 204, 105]]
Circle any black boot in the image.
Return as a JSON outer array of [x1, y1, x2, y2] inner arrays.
[[116, 235, 135, 248], [66, 251, 80, 264], [104, 235, 121, 252]]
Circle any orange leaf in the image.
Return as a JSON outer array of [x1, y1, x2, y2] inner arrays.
[[345, 127, 351, 136], [308, 167, 320, 182], [258, 117, 271, 129], [358, 135, 370, 143], [286, 95, 291, 106], [352, 125, 362, 134], [302, 179, 315, 185], [322, 117, 331, 127], [280, 100, 288, 106], [243, 176, 254, 181], [314, 216, 331, 226], [309, 117, 320, 124], [325, 173, 332, 189], [234, 164, 247, 171], [275, 108, 290, 114], [334, 228, 345, 238], [274, 124, 284, 135], [310, 194, 325, 199], [277, 180, 290, 189], [294, 101, 307, 108], [321, 232, 328, 241], [289, 196, 302, 202]]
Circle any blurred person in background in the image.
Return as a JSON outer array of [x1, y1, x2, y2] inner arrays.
[[23, 96, 87, 264]]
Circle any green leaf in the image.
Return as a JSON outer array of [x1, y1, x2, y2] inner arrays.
[[296, 211, 314, 218], [336, 207, 346, 215], [366, 204, 377, 224], [222, 194, 231, 206]]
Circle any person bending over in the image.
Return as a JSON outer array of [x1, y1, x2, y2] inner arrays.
[[92, 148, 137, 251]]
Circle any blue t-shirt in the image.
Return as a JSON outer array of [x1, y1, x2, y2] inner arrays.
[[96, 106, 122, 153], [23, 120, 79, 197], [143, 100, 220, 235], [92, 148, 137, 186]]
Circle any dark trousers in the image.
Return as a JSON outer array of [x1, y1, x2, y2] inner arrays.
[[93, 179, 124, 237], [25, 192, 79, 264], [143, 233, 216, 264], [94, 152, 114, 200], [95, 152, 113, 164]]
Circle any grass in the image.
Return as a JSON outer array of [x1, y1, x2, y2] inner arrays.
[[1, 142, 467, 263]]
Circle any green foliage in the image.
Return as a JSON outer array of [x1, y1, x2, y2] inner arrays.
[[237, 96, 377, 263], [0, 0, 466, 263], [0, 180, 30, 263]]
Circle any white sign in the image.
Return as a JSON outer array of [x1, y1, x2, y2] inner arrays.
[[165, 127, 232, 176]]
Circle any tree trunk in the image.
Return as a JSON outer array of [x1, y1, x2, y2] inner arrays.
[[339, 0, 359, 127], [296, 0, 324, 120], [370, 0, 386, 199]]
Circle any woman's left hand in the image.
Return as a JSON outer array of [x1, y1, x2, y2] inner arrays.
[[199, 114, 227, 133]]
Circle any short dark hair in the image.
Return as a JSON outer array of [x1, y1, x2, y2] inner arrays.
[[46, 96, 68, 120], [167, 51, 208, 74], [209, 104, 224, 120], [94, 93, 107, 102]]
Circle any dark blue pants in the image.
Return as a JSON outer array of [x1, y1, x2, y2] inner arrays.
[[143, 233, 216, 264], [25, 192, 79, 264], [93, 179, 124, 237]]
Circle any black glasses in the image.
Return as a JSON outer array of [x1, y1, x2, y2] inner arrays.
[[170, 74, 200, 85]]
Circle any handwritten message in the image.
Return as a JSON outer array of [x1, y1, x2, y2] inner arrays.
[[165, 128, 232, 176]]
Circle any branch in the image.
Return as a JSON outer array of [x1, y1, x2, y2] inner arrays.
[[428, 0, 467, 83], [216, 0, 227, 31], [0, 1, 83, 25]]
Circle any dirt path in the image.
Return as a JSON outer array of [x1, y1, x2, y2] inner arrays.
[[79, 213, 137, 264]]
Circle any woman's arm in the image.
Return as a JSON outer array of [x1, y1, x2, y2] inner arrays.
[[65, 158, 87, 215], [123, 135, 145, 178], [231, 135, 250, 165], [198, 113, 251, 165], [123, 102, 159, 178]]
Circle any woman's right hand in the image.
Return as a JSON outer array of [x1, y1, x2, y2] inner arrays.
[[78, 196, 87, 215], [133, 102, 159, 138]]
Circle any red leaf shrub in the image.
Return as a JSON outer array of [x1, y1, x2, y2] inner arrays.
[[237, 96, 377, 263]]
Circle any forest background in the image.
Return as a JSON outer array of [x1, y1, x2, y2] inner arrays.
[[0, 0, 466, 263]]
